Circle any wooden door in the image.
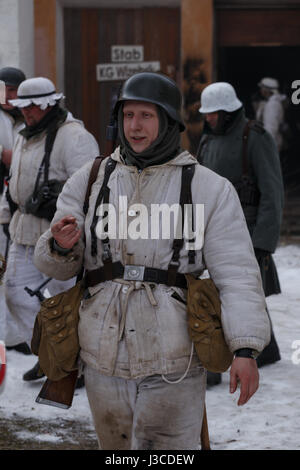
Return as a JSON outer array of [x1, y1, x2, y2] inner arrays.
[[64, 7, 180, 149]]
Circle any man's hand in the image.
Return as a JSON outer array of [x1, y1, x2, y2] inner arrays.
[[230, 357, 259, 406], [51, 215, 81, 250]]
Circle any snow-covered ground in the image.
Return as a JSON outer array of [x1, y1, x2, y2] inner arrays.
[[0, 243, 300, 450]]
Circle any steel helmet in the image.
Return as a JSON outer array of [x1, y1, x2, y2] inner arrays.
[[114, 72, 185, 131], [199, 82, 242, 114], [0, 67, 26, 87], [9, 77, 64, 110], [258, 77, 279, 90]]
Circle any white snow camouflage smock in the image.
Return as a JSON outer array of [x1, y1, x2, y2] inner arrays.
[[34, 147, 270, 379]]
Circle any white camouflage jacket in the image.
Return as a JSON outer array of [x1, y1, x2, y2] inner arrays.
[[0, 112, 99, 245], [34, 147, 270, 379], [0, 108, 24, 150], [256, 93, 285, 151]]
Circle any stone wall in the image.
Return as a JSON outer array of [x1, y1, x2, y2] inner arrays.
[[0, 0, 34, 79]]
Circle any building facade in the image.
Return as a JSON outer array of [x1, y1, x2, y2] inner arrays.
[[1, 0, 300, 232]]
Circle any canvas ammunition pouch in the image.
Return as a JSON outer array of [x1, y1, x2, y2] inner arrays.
[[31, 281, 85, 381], [25, 125, 65, 221], [185, 274, 233, 373], [31, 156, 105, 381]]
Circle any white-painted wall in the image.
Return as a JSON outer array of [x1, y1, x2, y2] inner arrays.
[[0, 0, 34, 79]]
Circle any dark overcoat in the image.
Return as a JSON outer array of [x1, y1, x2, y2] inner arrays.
[[198, 108, 284, 296]]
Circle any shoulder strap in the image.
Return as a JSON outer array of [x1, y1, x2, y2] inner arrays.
[[242, 120, 252, 176], [90, 157, 117, 259], [83, 156, 106, 215], [167, 164, 196, 286], [43, 126, 59, 184], [31, 126, 59, 199], [76, 156, 106, 283], [196, 135, 208, 164]]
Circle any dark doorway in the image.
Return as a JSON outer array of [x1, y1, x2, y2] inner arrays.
[[218, 46, 300, 192]]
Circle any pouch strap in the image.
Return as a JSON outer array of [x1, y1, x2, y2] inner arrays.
[[31, 125, 59, 202], [242, 120, 252, 176], [196, 135, 208, 163], [167, 164, 196, 286], [90, 158, 117, 259], [83, 156, 106, 215]]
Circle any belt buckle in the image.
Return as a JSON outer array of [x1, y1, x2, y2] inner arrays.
[[123, 265, 145, 281]]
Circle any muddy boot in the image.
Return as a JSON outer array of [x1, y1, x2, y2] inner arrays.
[[206, 371, 222, 387], [23, 361, 45, 381], [6, 343, 32, 355], [256, 332, 281, 368]]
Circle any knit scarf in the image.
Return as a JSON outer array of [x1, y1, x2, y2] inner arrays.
[[205, 107, 244, 135], [118, 104, 181, 170]]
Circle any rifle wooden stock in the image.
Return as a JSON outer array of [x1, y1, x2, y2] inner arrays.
[[104, 85, 120, 156], [201, 404, 211, 450], [36, 369, 78, 409]]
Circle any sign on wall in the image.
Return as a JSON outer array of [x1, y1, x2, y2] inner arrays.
[[96, 45, 160, 82], [111, 45, 144, 62]]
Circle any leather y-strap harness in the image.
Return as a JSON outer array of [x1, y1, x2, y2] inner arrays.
[[84, 160, 196, 289]]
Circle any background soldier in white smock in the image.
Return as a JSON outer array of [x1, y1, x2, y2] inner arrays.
[[1, 77, 99, 381]]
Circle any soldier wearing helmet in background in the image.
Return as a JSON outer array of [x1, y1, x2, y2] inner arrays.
[[255, 77, 287, 153], [0, 66, 28, 354], [0, 67, 26, 169], [34, 72, 270, 450], [197, 82, 284, 386]]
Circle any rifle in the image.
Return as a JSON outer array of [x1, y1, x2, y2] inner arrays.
[[104, 85, 120, 157], [24, 277, 52, 303], [35, 102, 120, 409], [35, 368, 78, 409]]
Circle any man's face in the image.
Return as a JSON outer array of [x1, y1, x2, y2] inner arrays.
[[123, 101, 159, 153], [2, 85, 18, 111], [205, 111, 219, 130], [259, 86, 271, 99], [21, 104, 51, 126]]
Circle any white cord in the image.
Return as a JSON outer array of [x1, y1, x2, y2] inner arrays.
[[161, 342, 194, 384]]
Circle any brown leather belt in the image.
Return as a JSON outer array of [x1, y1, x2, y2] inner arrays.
[[84, 261, 187, 289]]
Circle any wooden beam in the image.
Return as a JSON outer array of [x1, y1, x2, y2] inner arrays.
[[34, 0, 57, 85], [181, 0, 214, 152]]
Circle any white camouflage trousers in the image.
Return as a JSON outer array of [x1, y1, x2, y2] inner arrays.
[[84, 364, 206, 450], [4, 242, 75, 346]]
